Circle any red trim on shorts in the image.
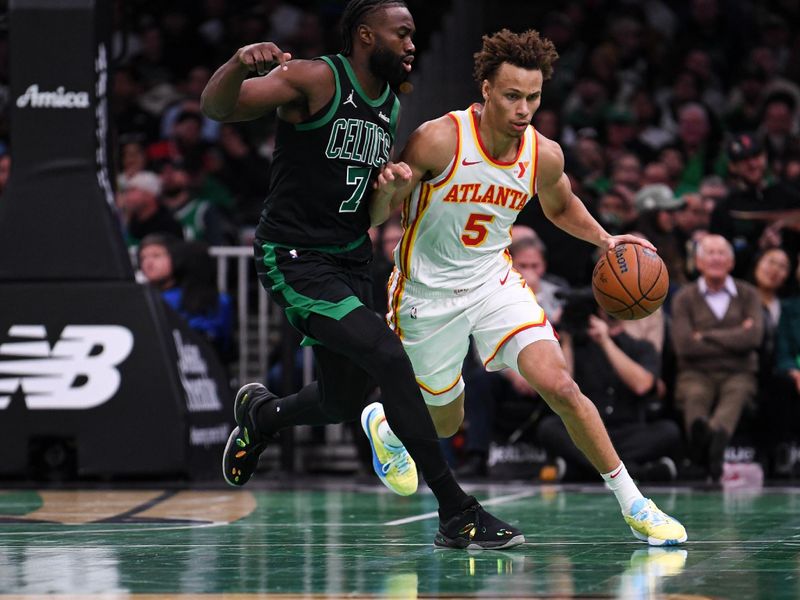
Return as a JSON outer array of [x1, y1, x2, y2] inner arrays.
[[483, 317, 549, 367], [417, 374, 462, 396]]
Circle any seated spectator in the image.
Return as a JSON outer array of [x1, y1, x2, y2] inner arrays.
[[760, 92, 800, 178], [117, 170, 183, 246], [710, 133, 800, 278], [148, 108, 211, 172], [137, 233, 179, 290], [673, 192, 713, 281], [752, 248, 791, 339], [508, 236, 567, 325], [160, 67, 221, 143], [633, 184, 689, 287], [536, 307, 681, 482], [160, 161, 238, 245], [112, 66, 160, 143], [166, 240, 235, 363], [771, 260, 800, 475], [641, 161, 671, 186], [667, 102, 725, 194], [139, 235, 233, 362], [670, 234, 763, 481], [117, 135, 149, 189], [211, 123, 271, 226], [596, 186, 637, 235]]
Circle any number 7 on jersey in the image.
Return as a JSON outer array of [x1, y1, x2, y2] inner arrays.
[[339, 166, 371, 212]]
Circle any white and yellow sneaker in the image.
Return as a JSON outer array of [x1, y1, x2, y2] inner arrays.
[[360, 402, 418, 496], [625, 498, 688, 546]]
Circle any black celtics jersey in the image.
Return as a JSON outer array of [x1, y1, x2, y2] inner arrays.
[[255, 54, 399, 248]]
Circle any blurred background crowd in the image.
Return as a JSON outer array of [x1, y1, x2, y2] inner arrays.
[[2, 0, 800, 485]]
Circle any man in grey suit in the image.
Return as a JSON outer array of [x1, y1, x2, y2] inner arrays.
[[671, 234, 764, 481]]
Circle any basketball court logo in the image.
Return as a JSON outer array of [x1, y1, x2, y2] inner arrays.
[[0, 325, 134, 410]]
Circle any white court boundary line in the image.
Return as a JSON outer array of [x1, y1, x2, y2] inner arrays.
[[383, 490, 537, 526]]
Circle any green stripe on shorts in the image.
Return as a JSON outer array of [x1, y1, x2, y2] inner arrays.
[[261, 242, 363, 345]]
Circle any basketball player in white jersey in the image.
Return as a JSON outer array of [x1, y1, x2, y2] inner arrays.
[[367, 29, 687, 546]]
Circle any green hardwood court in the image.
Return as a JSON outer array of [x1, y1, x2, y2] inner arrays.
[[0, 483, 798, 599]]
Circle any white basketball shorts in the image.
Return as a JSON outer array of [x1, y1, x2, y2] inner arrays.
[[386, 267, 558, 406]]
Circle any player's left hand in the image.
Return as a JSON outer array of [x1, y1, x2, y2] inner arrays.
[[373, 161, 412, 195], [605, 234, 656, 253]]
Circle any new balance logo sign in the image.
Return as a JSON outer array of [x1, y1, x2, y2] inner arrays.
[[343, 89, 357, 107], [378, 111, 390, 123], [16, 85, 90, 109], [0, 325, 134, 410]]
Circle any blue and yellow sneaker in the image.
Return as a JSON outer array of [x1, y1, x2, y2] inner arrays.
[[360, 402, 418, 496], [624, 498, 688, 546], [222, 382, 276, 487]]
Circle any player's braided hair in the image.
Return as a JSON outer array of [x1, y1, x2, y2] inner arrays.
[[340, 0, 408, 56], [473, 29, 559, 85]]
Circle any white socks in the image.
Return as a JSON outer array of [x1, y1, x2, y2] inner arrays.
[[601, 462, 644, 514]]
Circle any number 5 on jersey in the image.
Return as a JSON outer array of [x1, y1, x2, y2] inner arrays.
[[339, 166, 371, 212], [461, 213, 495, 246]]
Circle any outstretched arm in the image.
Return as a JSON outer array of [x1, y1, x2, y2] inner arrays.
[[369, 115, 457, 226], [536, 136, 655, 252]]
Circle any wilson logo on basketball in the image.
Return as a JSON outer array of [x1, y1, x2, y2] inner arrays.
[[614, 246, 629, 273]]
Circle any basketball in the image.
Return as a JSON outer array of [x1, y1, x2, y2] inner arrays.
[[591, 243, 669, 320]]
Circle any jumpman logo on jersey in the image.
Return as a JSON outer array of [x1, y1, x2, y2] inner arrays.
[[343, 90, 357, 108]]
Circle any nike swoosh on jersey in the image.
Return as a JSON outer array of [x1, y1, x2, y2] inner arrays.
[[499, 269, 510, 285], [461, 158, 481, 166]]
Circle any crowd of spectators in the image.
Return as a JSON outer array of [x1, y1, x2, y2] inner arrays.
[[1, 0, 799, 482]]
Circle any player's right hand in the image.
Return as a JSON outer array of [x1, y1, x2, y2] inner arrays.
[[374, 161, 412, 195], [235, 42, 292, 75]]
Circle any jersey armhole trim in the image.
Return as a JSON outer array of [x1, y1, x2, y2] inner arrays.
[[389, 96, 400, 139], [295, 56, 340, 131], [429, 112, 460, 190]]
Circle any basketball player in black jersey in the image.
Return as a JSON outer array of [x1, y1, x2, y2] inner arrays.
[[201, 0, 523, 550]]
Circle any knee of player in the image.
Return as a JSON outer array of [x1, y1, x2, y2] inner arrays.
[[431, 405, 464, 438], [540, 372, 583, 414]]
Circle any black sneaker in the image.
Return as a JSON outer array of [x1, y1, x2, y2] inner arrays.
[[222, 382, 277, 486], [434, 496, 525, 550]]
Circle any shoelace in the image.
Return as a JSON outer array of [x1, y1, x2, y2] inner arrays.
[[637, 503, 669, 527], [382, 446, 413, 475]]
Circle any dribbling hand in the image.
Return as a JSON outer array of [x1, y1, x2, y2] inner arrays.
[[236, 42, 292, 75]]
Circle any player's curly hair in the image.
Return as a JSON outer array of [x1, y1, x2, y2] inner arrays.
[[340, 0, 408, 56], [473, 29, 559, 85]]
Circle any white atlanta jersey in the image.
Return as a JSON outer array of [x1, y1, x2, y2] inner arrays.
[[393, 103, 539, 290]]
